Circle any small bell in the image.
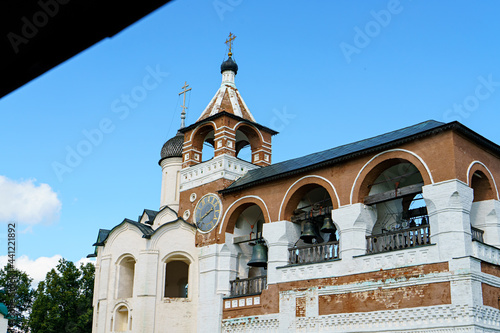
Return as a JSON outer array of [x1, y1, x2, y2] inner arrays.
[[320, 216, 336, 233], [248, 240, 268, 267], [300, 220, 316, 244]]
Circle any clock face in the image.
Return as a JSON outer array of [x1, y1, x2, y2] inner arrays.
[[194, 194, 222, 233]]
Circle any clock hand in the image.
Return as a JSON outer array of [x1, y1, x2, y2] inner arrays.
[[200, 208, 214, 221]]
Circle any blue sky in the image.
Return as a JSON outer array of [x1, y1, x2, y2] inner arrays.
[[1, 0, 500, 283]]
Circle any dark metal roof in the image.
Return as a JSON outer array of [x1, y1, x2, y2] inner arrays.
[[220, 120, 468, 194], [179, 111, 279, 136], [92, 229, 111, 246], [93, 218, 154, 245], [159, 131, 184, 163], [221, 56, 238, 74], [143, 209, 159, 225], [92, 208, 196, 247]]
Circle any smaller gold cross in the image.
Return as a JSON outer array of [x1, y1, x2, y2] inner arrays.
[[225, 32, 236, 56]]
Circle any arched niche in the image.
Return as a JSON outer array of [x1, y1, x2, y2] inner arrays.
[[116, 256, 135, 299], [113, 305, 130, 332], [191, 123, 216, 162]]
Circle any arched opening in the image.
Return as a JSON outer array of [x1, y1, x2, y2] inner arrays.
[[192, 124, 216, 163], [114, 305, 129, 332], [230, 204, 268, 296], [235, 130, 251, 161], [164, 258, 189, 298], [364, 161, 430, 253], [471, 170, 495, 202], [117, 256, 135, 299], [235, 124, 262, 163], [287, 185, 338, 264], [201, 129, 215, 162]]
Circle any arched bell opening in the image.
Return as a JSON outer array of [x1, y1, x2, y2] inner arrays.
[[235, 130, 251, 161], [287, 185, 339, 264], [229, 204, 268, 297], [233, 205, 266, 273], [364, 161, 431, 254], [201, 129, 215, 162], [191, 124, 216, 163], [469, 168, 495, 242], [235, 124, 262, 164], [471, 170, 495, 202]]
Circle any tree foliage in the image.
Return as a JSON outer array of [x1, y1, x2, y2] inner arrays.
[[29, 259, 94, 333], [0, 265, 34, 333]]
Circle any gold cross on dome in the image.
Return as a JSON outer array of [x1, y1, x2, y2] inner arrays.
[[225, 32, 236, 56], [178, 81, 191, 129]]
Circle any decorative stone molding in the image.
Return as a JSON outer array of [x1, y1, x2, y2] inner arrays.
[[221, 305, 500, 332], [222, 314, 279, 332], [473, 241, 500, 266], [180, 154, 259, 192], [278, 244, 439, 284]]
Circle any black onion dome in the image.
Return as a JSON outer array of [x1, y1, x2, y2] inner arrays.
[[159, 131, 184, 162], [220, 56, 238, 74]]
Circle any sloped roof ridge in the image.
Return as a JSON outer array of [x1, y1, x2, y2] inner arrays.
[[221, 120, 446, 193], [93, 213, 196, 246]]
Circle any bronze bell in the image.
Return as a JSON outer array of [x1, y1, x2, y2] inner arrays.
[[300, 220, 316, 244], [248, 240, 268, 267], [320, 216, 336, 233]]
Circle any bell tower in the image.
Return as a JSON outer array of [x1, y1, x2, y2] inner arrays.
[[179, 33, 277, 173]]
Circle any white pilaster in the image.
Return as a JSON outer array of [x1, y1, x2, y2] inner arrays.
[[198, 242, 238, 333], [332, 203, 377, 259], [449, 257, 483, 307], [423, 180, 474, 260], [130, 250, 158, 333], [263, 220, 300, 284], [471, 199, 500, 247]]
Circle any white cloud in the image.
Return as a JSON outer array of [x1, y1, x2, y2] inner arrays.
[[0, 254, 61, 287], [76, 257, 95, 268], [0, 176, 62, 225], [0, 255, 95, 288]]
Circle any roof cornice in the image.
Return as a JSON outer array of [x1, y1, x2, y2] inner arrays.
[[220, 121, 500, 194], [179, 111, 278, 136]]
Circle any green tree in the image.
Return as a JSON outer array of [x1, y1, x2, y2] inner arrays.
[[0, 265, 34, 333], [29, 259, 94, 333]]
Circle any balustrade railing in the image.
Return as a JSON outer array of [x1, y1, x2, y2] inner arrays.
[[229, 276, 267, 297], [288, 241, 339, 265], [471, 226, 484, 242], [366, 224, 430, 254]]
